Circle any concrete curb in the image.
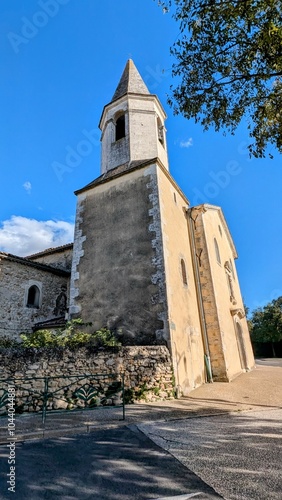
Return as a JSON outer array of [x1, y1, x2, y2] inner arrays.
[[2, 405, 278, 444]]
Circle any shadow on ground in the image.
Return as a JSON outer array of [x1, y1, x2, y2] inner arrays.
[[138, 409, 282, 500], [0, 426, 221, 500]]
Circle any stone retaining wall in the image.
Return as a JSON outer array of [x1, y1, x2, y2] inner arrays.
[[0, 346, 175, 414]]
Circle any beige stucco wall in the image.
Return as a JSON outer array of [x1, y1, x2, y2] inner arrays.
[[192, 205, 254, 381], [157, 166, 206, 394]]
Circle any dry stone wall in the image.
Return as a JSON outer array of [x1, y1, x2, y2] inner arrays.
[[0, 346, 175, 414]]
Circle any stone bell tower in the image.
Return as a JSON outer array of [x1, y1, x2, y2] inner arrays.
[[69, 59, 174, 345], [99, 59, 168, 173]]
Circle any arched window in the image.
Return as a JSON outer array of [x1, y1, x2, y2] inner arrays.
[[180, 258, 188, 286], [27, 285, 40, 308], [214, 238, 221, 264], [115, 114, 125, 141]]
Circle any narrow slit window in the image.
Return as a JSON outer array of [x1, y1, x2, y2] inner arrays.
[[214, 238, 221, 264], [27, 285, 40, 308], [181, 259, 188, 286], [157, 116, 164, 145], [115, 115, 125, 141]]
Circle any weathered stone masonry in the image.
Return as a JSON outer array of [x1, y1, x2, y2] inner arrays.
[[191, 210, 226, 380], [70, 164, 169, 346], [69, 193, 86, 317], [0, 346, 175, 413], [0, 254, 69, 339]]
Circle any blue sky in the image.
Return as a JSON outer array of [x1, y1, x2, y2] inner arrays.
[[0, 0, 281, 313]]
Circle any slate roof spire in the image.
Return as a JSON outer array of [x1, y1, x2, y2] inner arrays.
[[111, 59, 150, 102]]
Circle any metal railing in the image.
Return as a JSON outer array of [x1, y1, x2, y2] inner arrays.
[[0, 373, 125, 423]]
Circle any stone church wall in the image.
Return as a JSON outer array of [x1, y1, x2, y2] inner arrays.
[[191, 205, 255, 381], [200, 207, 254, 376], [0, 257, 69, 339], [70, 163, 168, 346], [0, 346, 175, 412]]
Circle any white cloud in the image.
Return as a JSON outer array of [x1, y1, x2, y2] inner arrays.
[[23, 181, 32, 194], [179, 137, 193, 148], [0, 216, 74, 257]]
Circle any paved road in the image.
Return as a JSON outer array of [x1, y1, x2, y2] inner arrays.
[[138, 408, 282, 500], [255, 358, 282, 367], [0, 361, 280, 498], [0, 426, 221, 500]]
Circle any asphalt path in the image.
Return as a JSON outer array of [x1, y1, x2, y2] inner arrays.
[[0, 426, 221, 500], [138, 408, 282, 500]]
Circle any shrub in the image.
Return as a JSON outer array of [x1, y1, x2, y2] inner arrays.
[[19, 320, 121, 349], [20, 329, 58, 348]]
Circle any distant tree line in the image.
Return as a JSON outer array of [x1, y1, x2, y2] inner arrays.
[[248, 297, 282, 357]]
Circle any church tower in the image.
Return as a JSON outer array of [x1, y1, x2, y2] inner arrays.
[[69, 60, 174, 347], [99, 59, 168, 173], [69, 60, 207, 394]]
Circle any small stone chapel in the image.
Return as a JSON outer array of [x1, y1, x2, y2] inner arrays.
[[0, 60, 254, 394]]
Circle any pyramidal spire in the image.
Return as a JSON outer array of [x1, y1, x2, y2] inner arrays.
[[111, 59, 150, 102]]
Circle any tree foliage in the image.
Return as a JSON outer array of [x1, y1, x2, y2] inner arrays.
[[250, 297, 282, 355], [157, 0, 282, 157]]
